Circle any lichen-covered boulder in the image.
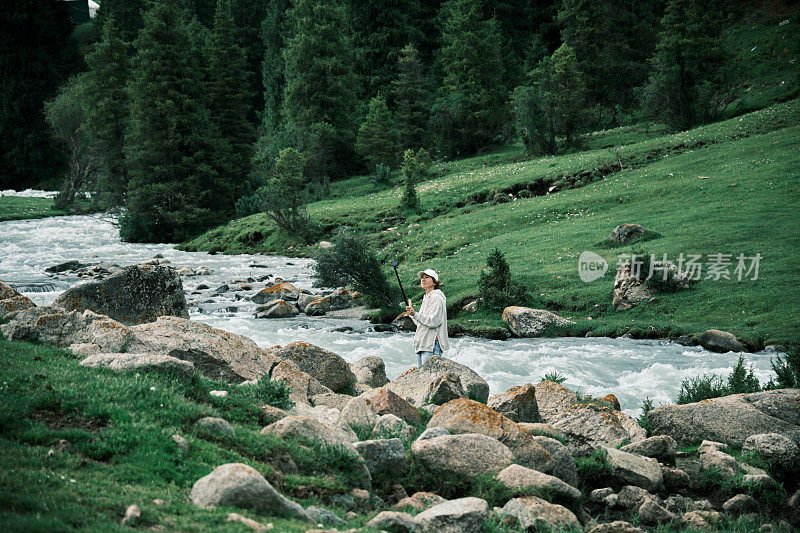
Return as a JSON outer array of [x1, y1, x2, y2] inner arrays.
[[534, 380, 578, 422], [80, 352, 195, 378], [0, 279, 21, 300], [126, 316, 277, 383], [271, 360, 333, 405], [385, 357, 488, 406], [365, 387, 421, 426], [698, 329, 744, 353], [351, 356, 389, 388], [415, 497, 489, 533], [303, 288, 357, 314], [0, 294, 36, 319], [499, 496, 579, 530], [647, 389, 800, 447], [742, 432, 800, 469], [411, 434, 513, 477], [621, 435, 677, 464], [610, 223, 645, 244], [252, 282, 300, 304], [274, 341, 356, 394], [254, 300, 299, 318], [428, 399, 554, 472], [600, 445, 663, 492], [551, 403, 646, 455], [52, 264, 188, 325], [426, 372, 466, 405], [502, 307, 573, 337], [340, 397, 378, 431], [352, 438, 406, 478], [531, 435, 579, 487], [488, 383, 540, 423], [190, 463, 309, 520], [496, 464, 581, 500]]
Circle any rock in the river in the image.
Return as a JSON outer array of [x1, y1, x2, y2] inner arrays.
[[487, 383, 540, 423], [428, 398, 554, 472], [126, 316, 277, 383], [698, 329, 745, 353], [254, 299, 299, 318], [274, 341, 356, 394], [600, 445, 664, 492], [45, 260, 84, 273], [499, 496, 580, 530], [411, 434, 513, 477], [80, 352, 195, 378], [647, 389, 800, 447], [610, 223, 646, 244], [52, 264, 188, 325], [534, 380, 578, 422], [190, 463, 309, 520], [502, 307, 573, 337], [415, 497, 489, 533], [252, 282, 300, 304], [385, 357, 488, 406], [551, 403, 646, 455], [303, 288, 358, 314], [496, 464, 581, 500], [742, 432, 800, 469], [351, 356, 389, 388], [392, 312, 416, 332]]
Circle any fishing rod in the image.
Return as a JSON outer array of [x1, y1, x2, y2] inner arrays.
[[391, 260, 410, 306]]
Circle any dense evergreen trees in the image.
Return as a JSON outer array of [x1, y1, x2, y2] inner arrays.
[[393, 45, 429, 153]]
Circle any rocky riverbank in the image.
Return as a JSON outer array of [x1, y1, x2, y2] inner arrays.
[[1, 268, 799, 531]]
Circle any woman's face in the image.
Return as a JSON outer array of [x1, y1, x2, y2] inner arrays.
[[420, 274, 434, 290]]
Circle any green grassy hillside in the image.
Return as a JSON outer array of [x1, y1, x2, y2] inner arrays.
[[182, 99, 800, 348], [0, 197, 66, 222]]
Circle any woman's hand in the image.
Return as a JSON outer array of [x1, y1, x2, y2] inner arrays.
[[405, 303, 415, 315]]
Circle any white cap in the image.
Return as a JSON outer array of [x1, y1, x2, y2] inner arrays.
[[418, 269, 439, 282]]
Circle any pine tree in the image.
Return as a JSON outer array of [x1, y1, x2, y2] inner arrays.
[[479, 248, 527, 309], [123, 2, 233, 243], [400, 149, 420, 210], [209, 0, 253, 190], [257, 147, 315, 240], [281, 0, 359, 179], [355, 96, 399, 169], [640, 0, 738, 129], [95, 0, 147, 43], [392, 44, 429, 152], [260, 0, 290, 139], [84, 15, 130, 206], [432, 0, 507, 156], [0, 0, 82, 189]]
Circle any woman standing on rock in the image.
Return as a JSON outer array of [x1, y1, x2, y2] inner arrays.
[[406, 269, 450, 367]]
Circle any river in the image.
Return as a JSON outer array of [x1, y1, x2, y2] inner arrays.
[[0, 213, 777, 416]]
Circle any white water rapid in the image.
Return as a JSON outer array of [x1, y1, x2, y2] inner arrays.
[[0, 214, 777, 417]]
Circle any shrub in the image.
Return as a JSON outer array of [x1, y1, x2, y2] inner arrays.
[[253, 378, 293, 411], [677, 356, 761, 404], [374, 163, 391, 184], [478, 248, 528, 310], [542, 371, 567, 384], [576, 449, 612, 491], [767, 344, 800, 389], [313, 227, 400, 311], [638, 397, 654, 432], [234, 192, 262, 218], [256, 147, 318, 242]]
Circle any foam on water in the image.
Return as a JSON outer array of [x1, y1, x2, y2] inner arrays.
[[0, 214, 779, 417]]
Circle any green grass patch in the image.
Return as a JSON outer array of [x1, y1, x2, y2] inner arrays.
[[0, 196, 67, 222]]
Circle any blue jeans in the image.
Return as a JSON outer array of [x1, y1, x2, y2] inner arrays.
[[417, 339, 443, 367]]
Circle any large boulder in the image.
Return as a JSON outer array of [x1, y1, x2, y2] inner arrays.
[[340, 397, 378, 431], [411, 434, 513, 477], [351, 356, 389, 388], [366, 388, 421, 426], [415, 497, 489, 533], [698, 330, 745, 353], [303, 288, 358, 314], [274, 342, 356, 394], [612, 261, 691, 311], [610, 224, 646, 244], [647, 389, 800, 447], [496, 464, 581, 500], [52, 264, 188, 325], [385, 357, 489, 406], [190, 463, 309, 521], [487, 383, 540, 423], [620, 435, 677, 464], [252, 282, 300, 304], [126, 316, 277, 383], [600, 445, 663, 492], [499, 496, 580, 530], [0, 284, 36, 319], [428, 399, 554, 472], [352, 438, 406, 478], [551, 403, 647, 455], [254, 300, 299, 319], [426, 372, 466, 405], [534, 380, 578, 422], [261, 416, 357, 446], [0, 279, 21, 300], [742, 433, 800, 469], [502, 307, 573, 337], [365, 511, 420, 533], [1, 306, 132, 354], [80, 352, 195, 378], [270, 360, 333, 406], [531, 435, 579, 487]]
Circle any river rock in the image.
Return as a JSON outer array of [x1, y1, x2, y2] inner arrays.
[[698, 329, 745, 353], [252, 282, 300, 304], [351, 356, 389, 388], [534, 380, 578, 422], [610, 223, 646, 244], [126, 316, 277, 383], [304, 288, 357, 314], [415, 497, 489, 533], [365, 388, 420, 426], [190, 463, 309, 521], [487, 383, 540, 423], [531, 435, 579, 487], [296, 292, 317, 311], [621, 435, 677, 464], [80, 352, 195, 378], [0, 294, 36, 319], [274, 341, 356, 394], [600, 445, 663, 492], [742, 432, 800, 469], [647, 389, 800, 447], [366, 511, 420, 532], [1, 306, 133, 353], [411, 434, 513, 477], [499, 495, 579, 530], [391, 312, 416, 332], [551, 403, 646, 455], [271, 360, 333, 406], [352, 438, 406, 477], [45, 260, 84, 273], [428, 398, 554, 472], [496, 464, 581, 500], [254, 300, 299, 318], [51, 264, 188, 325], [502, 307, 573, 337], [340, 396, 378, 431], [385, 357, 489, 406], [426, 372, 466, 405]]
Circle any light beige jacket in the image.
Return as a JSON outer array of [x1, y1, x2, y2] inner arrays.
[[410, 289, 450, 353]]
